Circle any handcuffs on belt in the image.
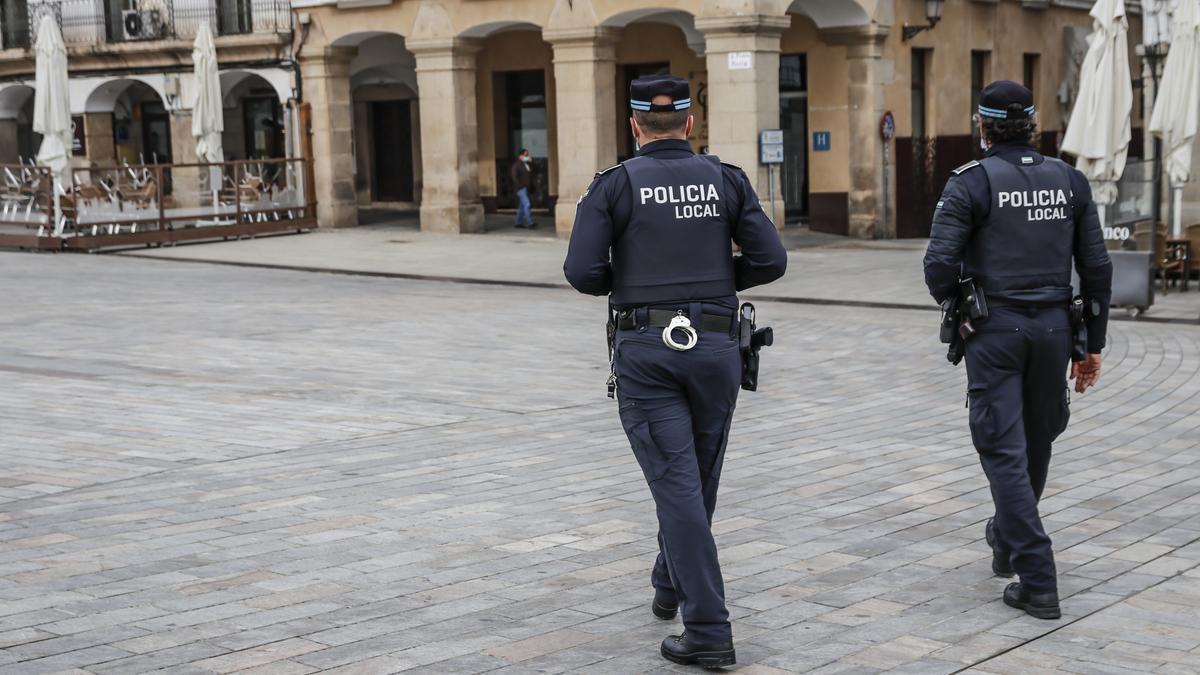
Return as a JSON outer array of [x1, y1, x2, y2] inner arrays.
[[662, 311, 699, 352]]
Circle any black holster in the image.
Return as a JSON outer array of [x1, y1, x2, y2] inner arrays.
[[739, 302, 773, 392], [1069, 296, 1099, 362], [942, 278, 987, 366]]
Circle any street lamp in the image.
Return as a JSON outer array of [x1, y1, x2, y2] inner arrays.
[[903, 0, 945, 41]]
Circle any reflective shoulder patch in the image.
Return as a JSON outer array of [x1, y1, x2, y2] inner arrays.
[[951, 160, 981, 176], [936, 200, 945, 210], [1021, 156, 1034, 164], [594, 164, 621, 178]]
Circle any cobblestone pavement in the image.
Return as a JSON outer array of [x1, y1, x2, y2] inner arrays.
[[118, 228, 1200, 322], [1, 251, 1199, 674]]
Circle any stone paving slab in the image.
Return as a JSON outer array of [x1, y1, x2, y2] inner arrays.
[[114, 227, 1200, 322], [0, 252, 1198, 673]]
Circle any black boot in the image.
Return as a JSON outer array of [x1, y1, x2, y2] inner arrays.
[[652, 589, 678, 620], [1003, 582, 1061, 620], [986, 518, 1014, 578], [661, 633, 735, 668]]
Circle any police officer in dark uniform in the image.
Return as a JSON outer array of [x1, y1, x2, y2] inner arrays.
[[564, 75, 786, 666], [924, 81, 1112, 620]]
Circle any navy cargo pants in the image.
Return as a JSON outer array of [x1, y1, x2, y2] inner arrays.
[[965, 306, 1071, 593], [614, 305, 741, 643]]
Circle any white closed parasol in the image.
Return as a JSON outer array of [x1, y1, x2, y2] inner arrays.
[[1150, 0, 1200, 236], [1061, 0, 1133, 212], [192, 22, 224, 205], [32, 15, 72, 236]]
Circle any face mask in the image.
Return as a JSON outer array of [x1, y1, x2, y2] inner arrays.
[[979, 136, 988, 151], [522, 156, 531, 164]]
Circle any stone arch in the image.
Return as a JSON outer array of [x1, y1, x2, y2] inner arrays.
[[786, 0, 873, 28], [348, 33, 417, 93], [0, 83, 34, 120], [459, 20, 541, 39], [83, 77, 167, 114], [601, 8, 702, 55], [219, 70, 291, 105]]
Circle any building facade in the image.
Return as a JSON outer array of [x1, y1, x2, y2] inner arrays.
[[0, 0, 296, 176], [294, 0, 1143, 238], [0, 0, 1144, 239]]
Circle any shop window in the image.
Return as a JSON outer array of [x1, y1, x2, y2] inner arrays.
[[243, 96, 284, 159]]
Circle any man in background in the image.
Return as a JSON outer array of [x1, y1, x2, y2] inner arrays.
[[511, 149, 535, 229]]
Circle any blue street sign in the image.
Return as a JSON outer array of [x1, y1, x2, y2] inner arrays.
[[813, 131, 831, 152]]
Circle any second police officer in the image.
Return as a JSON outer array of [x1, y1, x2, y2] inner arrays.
[[564, 75, 786, 666], [924, 81, 1112, 620]]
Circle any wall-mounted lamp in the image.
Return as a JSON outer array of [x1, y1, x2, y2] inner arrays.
[[903, 0, 944, 41], [163, 73, 180, 109]]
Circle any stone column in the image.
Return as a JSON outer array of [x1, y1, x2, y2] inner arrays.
[[545, 26, 620, 237], [300, 46, 358, 228], [168, 111, 202, 208], [82, 112, 115, 165], [696, 14, 790, 228], [409, 37, 485, 234], [0, 119, 18, 163], [823, 26, 889, 239]]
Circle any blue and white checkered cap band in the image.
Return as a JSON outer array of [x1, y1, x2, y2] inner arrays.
[[978, 104, 1036, 119], [630, 98, 691, 111]]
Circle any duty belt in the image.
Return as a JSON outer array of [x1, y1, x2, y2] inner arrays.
[[616, 308, 734, 334], [986, 298, 1069, 310]]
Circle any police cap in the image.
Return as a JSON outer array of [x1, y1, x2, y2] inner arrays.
[[630, 75, 691, 112], [978, 80, 1035, 121]]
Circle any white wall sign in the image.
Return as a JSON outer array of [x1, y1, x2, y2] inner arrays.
[[727, 52, 753, 70]]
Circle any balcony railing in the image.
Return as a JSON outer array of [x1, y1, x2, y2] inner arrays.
[[0, 0, 291, 50]]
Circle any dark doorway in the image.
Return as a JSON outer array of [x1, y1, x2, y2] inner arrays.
[[494, 70, 549, 209], [140, 100, 172, 164], [369, 100, 415, 202], [243, 96, 285, 159], [779, 54, 808, 219], [618, 62, 670, 161]]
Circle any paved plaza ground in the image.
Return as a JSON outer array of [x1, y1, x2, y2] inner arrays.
[[1, 243, 1200, 674]]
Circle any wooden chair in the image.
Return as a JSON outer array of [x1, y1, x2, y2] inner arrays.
[[120, 180, 157, 209], [1134, 224, 1185, 293], [1184, 224, 1200, 280]]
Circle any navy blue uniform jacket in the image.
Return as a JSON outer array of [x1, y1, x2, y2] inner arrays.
[[923, 142, 1113, 352], [563, 139, 787, 309]]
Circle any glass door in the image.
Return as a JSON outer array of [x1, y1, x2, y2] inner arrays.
[[496, 70, 549, 209], [779, 54, 808, 219]]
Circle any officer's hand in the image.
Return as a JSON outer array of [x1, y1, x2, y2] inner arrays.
[[1071, 353, 1102, 393]]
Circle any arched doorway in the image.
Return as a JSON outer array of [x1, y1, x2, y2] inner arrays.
[[339, 32, 420, 208], [85, 79, 173, 165], [0, 84, 39, 164], [462, 21, 554, 217], [220, 72, 288, 160]]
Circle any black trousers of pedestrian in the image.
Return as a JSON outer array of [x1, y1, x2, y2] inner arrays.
[[614, 306, 740, 643], [965, 306, 1071, 593]]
